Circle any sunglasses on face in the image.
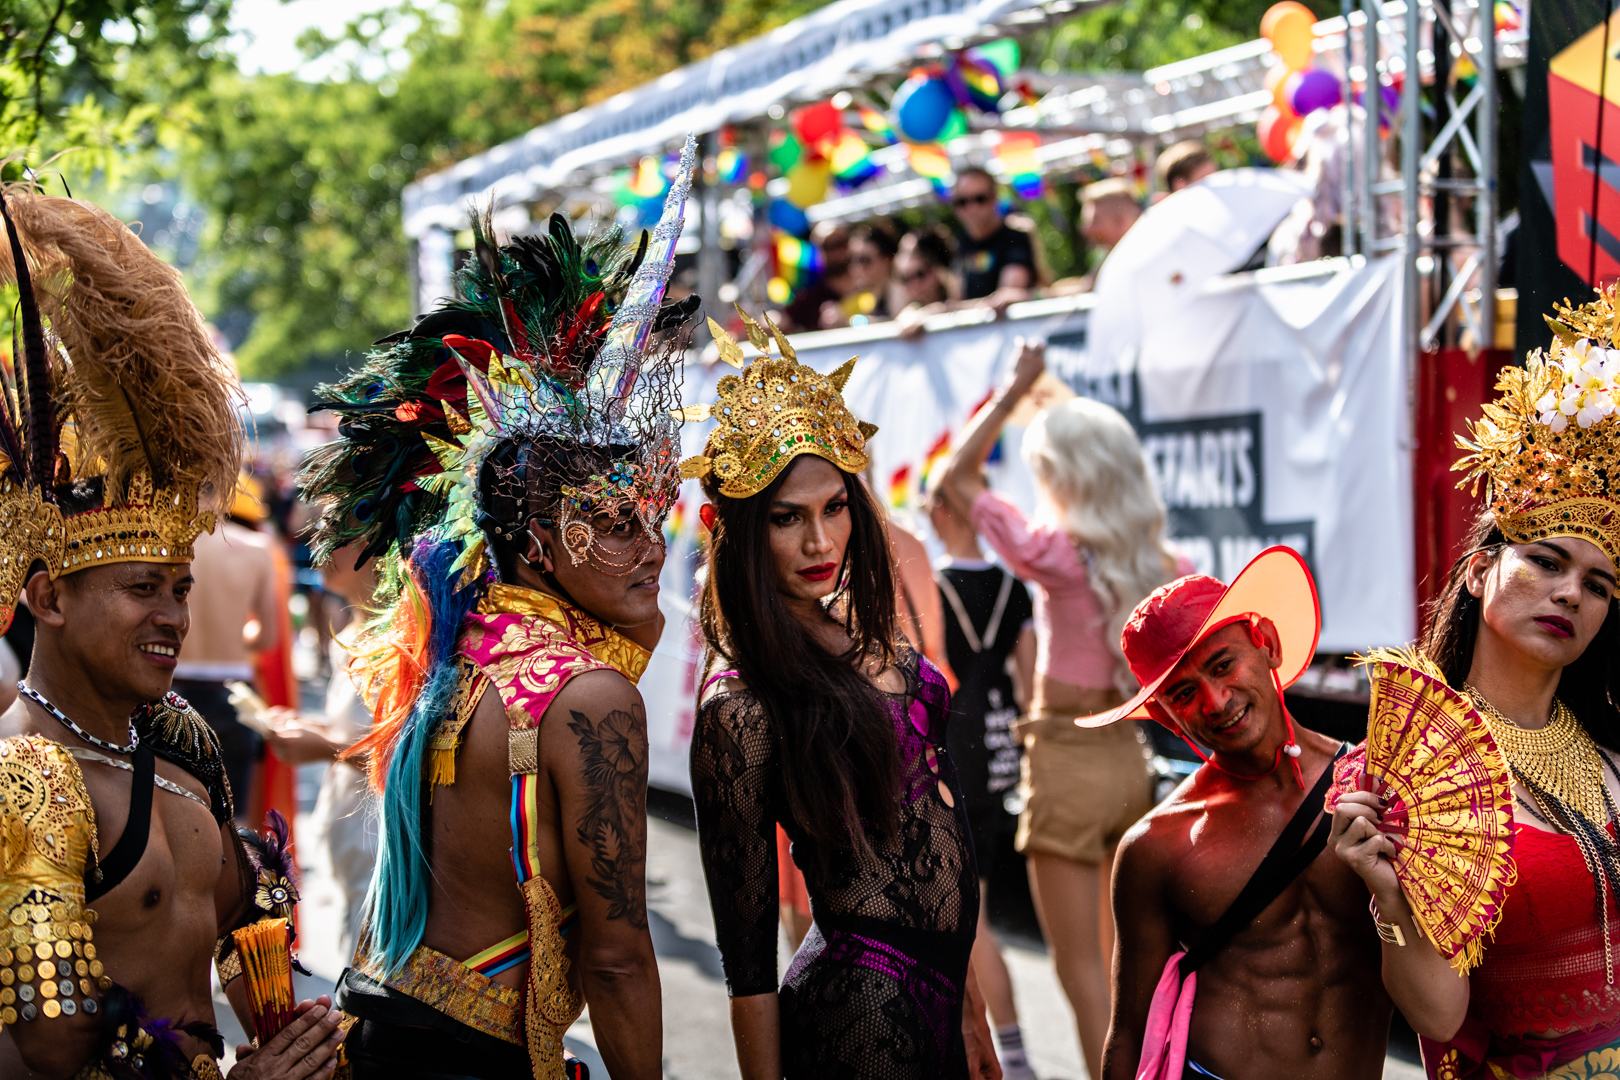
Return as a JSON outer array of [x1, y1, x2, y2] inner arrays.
[[952, 192, 994, 208]]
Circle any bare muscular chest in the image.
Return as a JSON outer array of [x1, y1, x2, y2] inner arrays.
[[1167, 802, 1391, 1078], [76, 759, 222, 968]]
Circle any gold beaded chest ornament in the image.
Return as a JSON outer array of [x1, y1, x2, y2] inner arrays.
[[0, 186, 241, 635], [676, 309, 877, 499], [1455, 284, 1620, 571], [0, 737, 109, 1034]]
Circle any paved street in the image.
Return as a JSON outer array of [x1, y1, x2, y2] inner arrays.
[[225, 778, 1425, 1080]]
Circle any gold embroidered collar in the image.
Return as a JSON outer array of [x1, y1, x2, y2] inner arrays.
[[477, 583, 651, 684]]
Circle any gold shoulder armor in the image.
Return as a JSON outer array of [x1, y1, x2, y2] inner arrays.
[[0, 736, 104, 1031], [0, 736, 97, 903]]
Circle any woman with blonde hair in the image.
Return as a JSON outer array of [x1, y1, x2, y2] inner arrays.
[[939, 337, 1188, 1080]]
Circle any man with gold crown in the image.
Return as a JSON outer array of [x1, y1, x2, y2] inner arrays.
[[1333, 286, 1620, 1079], [0, 186, 346, 1079], [301, 138, 701, 1079]]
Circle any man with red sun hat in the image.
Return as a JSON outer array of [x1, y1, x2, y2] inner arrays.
[[1098, 547, 1393, 1080]]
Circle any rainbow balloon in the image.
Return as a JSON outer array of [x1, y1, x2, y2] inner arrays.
[[831, 130, 880, 189], [996, 132, 1043, 199]]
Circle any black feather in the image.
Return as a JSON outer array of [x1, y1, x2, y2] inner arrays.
[[0, 188, 55, 493], [655, 294, 702, 333]]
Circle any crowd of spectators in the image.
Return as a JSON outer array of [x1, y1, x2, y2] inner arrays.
[[768, 140, 1226, 337]]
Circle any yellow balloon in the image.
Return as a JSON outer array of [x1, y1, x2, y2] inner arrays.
[[1261, 1, 1314, 40], [1264, 64, 1292, 109], [785, 159, 831, 209], [1269, 9, 1316, 70]]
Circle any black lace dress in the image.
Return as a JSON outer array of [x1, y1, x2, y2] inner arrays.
[[691, 651, 979, 1079]]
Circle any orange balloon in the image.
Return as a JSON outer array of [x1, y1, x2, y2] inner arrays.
[[1261, 1, 1315, 40], [1268, 8, 1317, 70], [1257, 105, 1303, 162], [1264, 64, 1292, 109]]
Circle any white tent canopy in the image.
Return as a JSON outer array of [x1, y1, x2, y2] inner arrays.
[[402, 0, 1097, 237]]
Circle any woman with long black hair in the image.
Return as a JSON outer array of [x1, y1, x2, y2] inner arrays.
[[1332, 290, 1620, 1079], [684, 316, 994, 1080]]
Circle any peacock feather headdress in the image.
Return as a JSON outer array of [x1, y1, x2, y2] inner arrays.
[[1455, 285, 1620, 571], [302, 136, 699, 979], [302, 134, 698, 584], [0, 185, 245, 632]]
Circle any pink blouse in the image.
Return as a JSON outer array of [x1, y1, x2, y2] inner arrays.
[[970, 490, 1189, 690]]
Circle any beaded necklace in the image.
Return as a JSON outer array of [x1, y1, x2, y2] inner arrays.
[[1465, 689, 1610, 822], [16, 683, 139, 755]]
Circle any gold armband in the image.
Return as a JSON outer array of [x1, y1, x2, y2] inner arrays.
[[0, 737, 107, 1031]]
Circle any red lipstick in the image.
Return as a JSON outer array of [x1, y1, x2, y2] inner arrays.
[[797, 563, 838, 582], [1535, 615, 1574, 638]]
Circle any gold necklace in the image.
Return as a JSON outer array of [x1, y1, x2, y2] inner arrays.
[[1463, 686, 1610, 824]]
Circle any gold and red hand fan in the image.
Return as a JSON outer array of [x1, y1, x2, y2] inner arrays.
[[1327, 654, 1517, 973], [233, 919, 296, 1043], [232, 918, 352, 1078]]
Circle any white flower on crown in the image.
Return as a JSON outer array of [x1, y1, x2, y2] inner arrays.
[[1537, 338, 1620, 432]]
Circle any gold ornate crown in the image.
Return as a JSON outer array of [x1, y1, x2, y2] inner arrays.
[[0, 470, 209, 628], [675, 309, 877, 499], [57, 472, 213, 575], [1455, 286, 1620, 570]]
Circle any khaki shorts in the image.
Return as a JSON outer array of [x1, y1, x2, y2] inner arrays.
[[1014, 713, 1154, 864]]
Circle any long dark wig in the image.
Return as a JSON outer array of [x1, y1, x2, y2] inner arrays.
[[1422, 512, 1620, 752], [698, 457, 902, 869]]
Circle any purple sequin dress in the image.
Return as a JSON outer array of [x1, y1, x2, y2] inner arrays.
[[692, 652, 978, 1079]]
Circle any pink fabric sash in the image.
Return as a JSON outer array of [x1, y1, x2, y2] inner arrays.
[[1137, 951, 1197, 1080]]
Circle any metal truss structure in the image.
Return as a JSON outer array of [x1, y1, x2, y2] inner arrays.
[[1335, 0, 1504, 360]]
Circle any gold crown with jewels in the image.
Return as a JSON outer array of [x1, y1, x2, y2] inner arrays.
[[1455, 285, 1620, 571], [674, 309, 877, 499]]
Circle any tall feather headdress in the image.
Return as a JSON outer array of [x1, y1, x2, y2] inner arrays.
[[0, 186, 245, 632], [302, 133, 699, 581]]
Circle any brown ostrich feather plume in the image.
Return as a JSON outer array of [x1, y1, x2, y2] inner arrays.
[[0, 186, 243, 507]]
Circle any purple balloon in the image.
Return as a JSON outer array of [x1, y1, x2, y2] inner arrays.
[[1288, 68, 1343, 114]]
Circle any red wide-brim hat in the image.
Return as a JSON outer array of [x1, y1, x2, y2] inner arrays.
[[1077, 545, 1321, 728]]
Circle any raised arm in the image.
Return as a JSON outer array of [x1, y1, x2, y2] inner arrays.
[[1331, 788, 1469, 1039], [1102, 825, 1178, 1080], [937, 338, 1046, 518], [546, 670, 663, 1080], [690, 690, 784, 1080]]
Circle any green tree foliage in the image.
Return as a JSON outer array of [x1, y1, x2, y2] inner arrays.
[[0, 0, 230, 182], [181, 0, 824, 376]]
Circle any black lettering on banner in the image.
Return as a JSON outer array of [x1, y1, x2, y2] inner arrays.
[[1046, 331, 1315, 581]]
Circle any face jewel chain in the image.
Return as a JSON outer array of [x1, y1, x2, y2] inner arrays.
[[15, 683, 139, 755], [1465, 684, 1620, 983]]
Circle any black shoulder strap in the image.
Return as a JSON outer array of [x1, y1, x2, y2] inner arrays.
[[1179, 742, 1347, 977], [85, 742, 155, 902]]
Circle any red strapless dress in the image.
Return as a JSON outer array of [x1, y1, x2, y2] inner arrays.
[[1423, 823, 1620, 1078], [1471, 822, 1620, 1038]]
